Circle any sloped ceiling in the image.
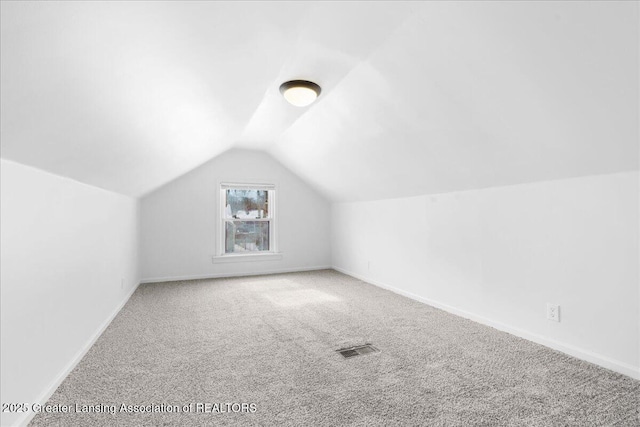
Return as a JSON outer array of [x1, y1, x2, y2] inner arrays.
[[1, 1, 637, 201]]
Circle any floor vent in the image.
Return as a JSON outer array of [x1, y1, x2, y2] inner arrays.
[[337, 344, 378, 358]]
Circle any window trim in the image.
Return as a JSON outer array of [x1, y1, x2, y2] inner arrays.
[[216, 182, 279, 259], [212, 252, 283, 264]]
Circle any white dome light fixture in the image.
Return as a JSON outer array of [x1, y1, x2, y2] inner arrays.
[[279, 80, 321, 107]]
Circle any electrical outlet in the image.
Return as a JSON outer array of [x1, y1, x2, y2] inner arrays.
[[547, 303, 560, 322]]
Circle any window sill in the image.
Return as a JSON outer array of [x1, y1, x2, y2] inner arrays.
[[212, 252, 283, 264]]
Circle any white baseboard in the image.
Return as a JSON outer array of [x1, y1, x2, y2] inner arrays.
[[332, 266, 640, 381], [140, 265, 332, 284], [15, 283, 141, 427]]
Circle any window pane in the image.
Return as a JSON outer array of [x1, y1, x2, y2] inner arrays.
[[225, 189, 268, 219], [225, 221, 269, 253]]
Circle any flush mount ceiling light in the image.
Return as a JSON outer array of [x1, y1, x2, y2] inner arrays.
[[279, 80, 321, 107]]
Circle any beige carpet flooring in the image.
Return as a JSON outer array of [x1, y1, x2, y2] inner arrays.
[[30, 270, 639, 426]]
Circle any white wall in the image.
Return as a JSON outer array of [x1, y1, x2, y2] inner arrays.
[[332, 171, 639, 379], [141, 149, 331, 281], [0, 159, 140, 427]]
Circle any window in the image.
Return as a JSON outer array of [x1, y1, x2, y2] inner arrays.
[[219, 183, 276, 257]]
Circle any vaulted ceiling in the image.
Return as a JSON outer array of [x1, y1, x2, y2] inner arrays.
[[1, 1, 637, 201]]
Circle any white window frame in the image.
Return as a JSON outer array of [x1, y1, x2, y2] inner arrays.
[[214, 182, 280, 263]]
